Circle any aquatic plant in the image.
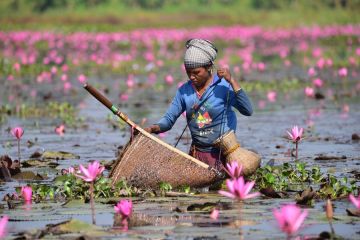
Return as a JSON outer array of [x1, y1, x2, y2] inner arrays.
[[326, 199, 335, 236], [74, 161, 105, 224], [252, 162, 356, 199], [349, 194, 360, 209], [225, 161, 243, 179], [114, 199, 133, 219], [273, 204, 308, 237], [210, 208, 219, 220], [287, 125, 303, 161], [114, 199, 133, 230], [159, 182, 172, 193], [11, 126, 24, 162], [218, 176, 260, 200], [55, 124, 65, 136], [0, 215, 8, 239], [21, 186, 32, 203]]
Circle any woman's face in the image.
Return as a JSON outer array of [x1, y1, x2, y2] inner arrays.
[[186, 66, 211, 88]]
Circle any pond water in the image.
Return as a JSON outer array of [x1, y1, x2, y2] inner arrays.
[[1, 70, 359, 239]]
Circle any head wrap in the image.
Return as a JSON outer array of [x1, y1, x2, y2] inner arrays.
[[184, 39, 218, 69]]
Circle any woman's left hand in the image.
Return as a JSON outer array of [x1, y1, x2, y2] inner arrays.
[[217, 67, 241, 92], [217, 68, 233, 83]]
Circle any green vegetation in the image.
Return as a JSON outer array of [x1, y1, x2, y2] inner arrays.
[[252, 162, 357, 199], [0, 0, 359, 32]]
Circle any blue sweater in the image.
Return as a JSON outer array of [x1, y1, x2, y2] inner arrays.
[[157, 74, 253, 152]]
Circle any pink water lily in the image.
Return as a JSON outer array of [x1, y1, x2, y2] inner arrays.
[[287, 125, 303, 161], [75, 161, 104, 182], [11, 127, 24, 140], [338, 67, 348, 77], [0, 215, 8, 238], [225, 161, 242, 179], [210, 208, 219, 220], [55, 124, 65, 136], [304, 87, 314, 97], [11, 126, 24, 162], [273, 204, 308, 235], [349, 194, 360, 209], [218, 177, 260, 200], [114, 199, 133, 219], [21, 186, 32, 202], [287, 126, 303, 143], [267, 91, 277, 102]]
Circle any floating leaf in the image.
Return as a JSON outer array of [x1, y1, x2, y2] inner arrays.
[[42, 151, 80, 160]]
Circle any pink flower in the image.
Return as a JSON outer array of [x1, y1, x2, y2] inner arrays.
[[307, 67, 316, 77], [78, 74, 87, 83], [21, 186, 32, 202], [55, 124, 65, 136], [225, 161, 242, 179], [338, 67, 348, 78], [267, 91, 277, 103], [349, 194, 360, 209], [61, 74, 68, 82], [63, 82, 72, 91], [114, 199, 133, 219], [210, 208, 219, 220], [257, 62, 266, 71], [313, 78, 323, 88], [67, 167, 75, 174], [0, 215, 8, 238], [287, 126, 303, 143], [74, 161, 104, 182], [120, 93, 129, 101], [273, 204, 308, 235], [11, 127, 24, 140], [218, 177, 260, 200], [258, 100, 266, 109], [13, 62, 21, 72], [165, 74, 174, 85], [304, 87, 314, 97]]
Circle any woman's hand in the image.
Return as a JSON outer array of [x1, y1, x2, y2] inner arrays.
[[217, 67, 241, 92], [217, 68, 233, 83], [144, 125, 160, 134]]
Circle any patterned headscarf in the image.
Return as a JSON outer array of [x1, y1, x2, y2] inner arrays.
[[184, 39, 218, 69]]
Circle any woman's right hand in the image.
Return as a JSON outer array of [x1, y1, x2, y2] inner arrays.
[[144, 125, 160, 134]]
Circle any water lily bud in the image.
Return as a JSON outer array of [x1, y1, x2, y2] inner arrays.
[[326, 199, 333, 220]]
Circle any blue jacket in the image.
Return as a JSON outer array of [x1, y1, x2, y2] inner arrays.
[[157, 74, 253, 152]]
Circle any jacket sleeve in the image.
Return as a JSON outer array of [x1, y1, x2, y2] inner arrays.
[[230, 89, 253, 116], [156, 89, 185, 132]]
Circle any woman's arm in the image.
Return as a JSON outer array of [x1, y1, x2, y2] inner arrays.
[[145, 89, 185, 133], [217, 67, 253, 116]]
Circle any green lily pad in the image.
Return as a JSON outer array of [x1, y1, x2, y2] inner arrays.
[[12, 171, 45, 180], [42, 151, 80, 160], [22, 159, 59, 168], [49, 219, 104, 233]]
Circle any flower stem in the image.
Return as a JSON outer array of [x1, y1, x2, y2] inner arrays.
[[17, 139, 21, 162], [295, 141, 298, 161], [90, 181, 96, 225], [328, 219, 335, 239]]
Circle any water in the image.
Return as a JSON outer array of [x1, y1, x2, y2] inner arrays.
[[1, 78, 359, 239]]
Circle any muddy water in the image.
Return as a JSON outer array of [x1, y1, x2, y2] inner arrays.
[[1, 79, 360, 239]]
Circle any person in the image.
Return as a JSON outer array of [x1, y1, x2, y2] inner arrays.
[[145, 39, 253, 172]]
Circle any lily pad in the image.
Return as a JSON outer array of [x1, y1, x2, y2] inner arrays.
[[41, 151, 80, 160], [22, 159, 59, 168], [12, 171, 45, 180]]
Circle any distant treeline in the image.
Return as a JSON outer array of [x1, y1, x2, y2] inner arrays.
[[6, 0, 360, 12]]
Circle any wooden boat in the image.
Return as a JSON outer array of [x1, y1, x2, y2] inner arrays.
[[84, 84, 223, 189]]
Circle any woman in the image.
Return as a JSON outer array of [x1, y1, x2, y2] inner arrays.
[[145, 39, 253, 171]]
